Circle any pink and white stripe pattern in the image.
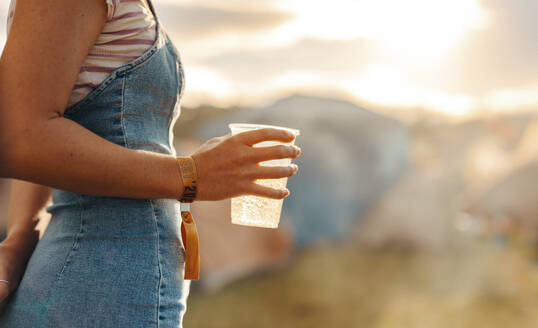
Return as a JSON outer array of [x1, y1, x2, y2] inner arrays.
[[6, 0, 157, 109]]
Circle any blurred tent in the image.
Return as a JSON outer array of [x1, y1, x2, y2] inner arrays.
[[463, 117, 538, 231], [353, 165, 464, 250], [353, 113, 538, 251], [194, 95, 410, 245], [469, 162, 538, 226]]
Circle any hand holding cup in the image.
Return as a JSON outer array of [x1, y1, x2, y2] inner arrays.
[[190, 126, 301, 202]]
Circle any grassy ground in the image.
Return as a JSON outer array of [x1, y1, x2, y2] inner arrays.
[[184, 238, 538, 328]]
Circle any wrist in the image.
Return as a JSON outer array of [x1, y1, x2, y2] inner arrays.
[[175, 156, 198, 202]]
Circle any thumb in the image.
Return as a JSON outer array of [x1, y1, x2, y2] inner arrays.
[[0, 282, 10, 314], [0, 281, 10, 302]]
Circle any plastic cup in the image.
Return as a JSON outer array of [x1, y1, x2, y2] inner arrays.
[[229, 123, 300, 228]]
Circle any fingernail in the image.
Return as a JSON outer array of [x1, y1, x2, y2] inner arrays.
[[291, 164, 299, 171], [291, 145, 299, 154], [283, 188, 290, 197]]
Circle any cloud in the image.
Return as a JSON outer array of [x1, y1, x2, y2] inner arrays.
[[197, 37, 380, 81], [185, 0, 538, 111], [189, 0, 538, 100], [154, 4, 293, 41], [440, 0, 538, 95]]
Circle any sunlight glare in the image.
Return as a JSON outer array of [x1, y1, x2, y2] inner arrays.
[[483, 87, 538, 112], [345, 65, 474, 116], [275, 0, 489, 61]]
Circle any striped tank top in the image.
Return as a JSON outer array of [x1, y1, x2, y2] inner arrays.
[[6, 0, 157, 110]]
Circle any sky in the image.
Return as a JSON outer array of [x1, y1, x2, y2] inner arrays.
[[1, 0, 537, 116]]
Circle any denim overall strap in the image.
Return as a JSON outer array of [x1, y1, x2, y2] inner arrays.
[[61, 0, 184, 157]]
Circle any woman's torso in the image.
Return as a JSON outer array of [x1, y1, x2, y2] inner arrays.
[[0, 0, 189, 326]]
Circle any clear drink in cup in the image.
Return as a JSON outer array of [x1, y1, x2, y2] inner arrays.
[[229, 123, 300, 228]]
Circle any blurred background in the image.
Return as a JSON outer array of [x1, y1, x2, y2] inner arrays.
[[2, 0, 538, 327]]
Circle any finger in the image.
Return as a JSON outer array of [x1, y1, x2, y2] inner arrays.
[[244, 183, 290, 200], [0, 298, 7, 315], [246, 164, 298, 179], [206, 137, 220, 145], [251, 144, 301, 163], [0, 283, 9, 302], [234, 128, 296, 146]]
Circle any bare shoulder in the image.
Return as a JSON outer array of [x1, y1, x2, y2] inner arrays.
[[0, 0, 107, 122]]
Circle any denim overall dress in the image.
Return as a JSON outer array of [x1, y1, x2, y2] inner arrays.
[[0, 0, 190, 326]]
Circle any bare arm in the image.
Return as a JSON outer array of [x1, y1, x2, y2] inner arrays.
[[0, 0, 184, 200], [0, 0, 300, 201], [5, 180, 49, 246], [0, 180, 50, 303]]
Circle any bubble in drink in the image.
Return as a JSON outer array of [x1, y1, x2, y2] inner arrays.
[[228, 123, 300, 228], [231, 177, 289, 228]]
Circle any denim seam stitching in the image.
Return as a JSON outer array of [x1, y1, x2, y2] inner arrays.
[[120, 76, 129, 148], [148, 199, 163, 328], [55, 195, 84, 283]]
